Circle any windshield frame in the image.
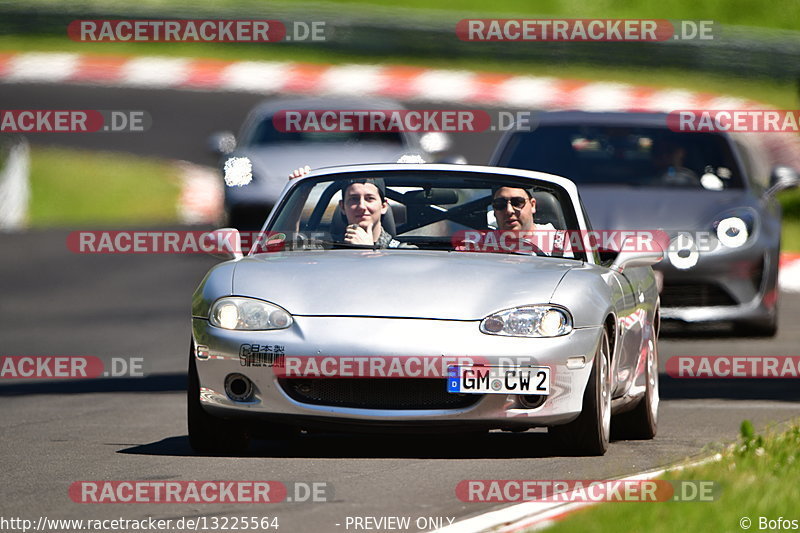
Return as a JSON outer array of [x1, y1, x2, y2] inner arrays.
[[252, 165, 594, 263]]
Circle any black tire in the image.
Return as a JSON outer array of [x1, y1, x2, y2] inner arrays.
[[187, 342, 250, 455], [550, 329, 612, 456], [612, 337, 659, 440]]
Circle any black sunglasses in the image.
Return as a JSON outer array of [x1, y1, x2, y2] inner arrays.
[[492, 197, 528, 210]]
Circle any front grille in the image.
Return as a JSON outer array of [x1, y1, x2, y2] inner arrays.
[[279, 378, 482, 410], [660, 283, 737, 307]]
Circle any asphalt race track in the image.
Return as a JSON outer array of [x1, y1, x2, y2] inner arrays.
[[1, 82, 800, 532]]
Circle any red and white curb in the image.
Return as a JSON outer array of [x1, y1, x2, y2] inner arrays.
[[0, 51, 788, 116], [779, 253, 800, 293], [432, 453, 724, 533]]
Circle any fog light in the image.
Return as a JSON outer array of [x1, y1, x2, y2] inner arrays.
[[224, 373, 254, 402], [518, 395, 546, 409]]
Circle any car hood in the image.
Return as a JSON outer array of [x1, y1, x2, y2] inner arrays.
[[578, 186, 756, 231], [231, 250, 575, 320]]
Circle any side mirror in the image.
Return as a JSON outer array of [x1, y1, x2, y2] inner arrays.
[[610, 238, 663, 273], [419, 131, 452, 154], [207, 131, 237, 155], [205, 228, 243, 261], [765, 165, 800, 196]]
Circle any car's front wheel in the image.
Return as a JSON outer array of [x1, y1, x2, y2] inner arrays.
[[187, 342, 250, 455], [612, 338, 659, 440], [550, 329, 612, 456]]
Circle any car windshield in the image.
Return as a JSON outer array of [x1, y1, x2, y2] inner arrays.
[[243, 115, 404, 146], [252, 170, 586, 261], [497, 125, 744, 189]]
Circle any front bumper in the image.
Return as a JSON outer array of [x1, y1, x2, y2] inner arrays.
[[657, 240, 778, 323], [191, 316, 604, 431]]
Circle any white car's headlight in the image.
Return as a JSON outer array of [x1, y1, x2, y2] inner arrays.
[[209, 297, 292, 330], [480, 306, 573, 337]]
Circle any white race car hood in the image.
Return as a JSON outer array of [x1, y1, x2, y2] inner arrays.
[[232, 250, 575, 320]]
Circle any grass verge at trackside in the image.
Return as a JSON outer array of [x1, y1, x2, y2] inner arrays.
[[783, 220, 800, 252], [781, 190, 800, 251], [18, 0, 800, 31], [28, 146, 179, 226], [537, 420, 800, 533]]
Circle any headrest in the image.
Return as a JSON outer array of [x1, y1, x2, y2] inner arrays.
[[531, 191, 566, 229]]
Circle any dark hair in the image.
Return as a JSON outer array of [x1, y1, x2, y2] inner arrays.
[[341, 178, 386, 200], [491, 185, 532, 199]]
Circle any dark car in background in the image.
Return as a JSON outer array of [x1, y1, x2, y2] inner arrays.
[[490, 111, 800, 336], [208, 96, 453, 229]]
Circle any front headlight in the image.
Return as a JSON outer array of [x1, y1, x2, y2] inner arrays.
[[480, 305, 573, 337], [713, 209, 755, 249], [209, 297, 292, 330], [715, 217, 748, 248]]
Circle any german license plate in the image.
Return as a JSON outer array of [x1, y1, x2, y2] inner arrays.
[[447, 365, 550, 395]]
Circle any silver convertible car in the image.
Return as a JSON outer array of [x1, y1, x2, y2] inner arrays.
[[189, 164, 662, 456]]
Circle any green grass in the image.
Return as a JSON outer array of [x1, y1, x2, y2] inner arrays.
[[779, 189, 800, 251], [782, 221, 800, 252], [779, 188, 800, 220], [778, 189, 800, 252], [28, 146, 180, 226], [539, 420, 800, 533], [17, 0, 800, 31]]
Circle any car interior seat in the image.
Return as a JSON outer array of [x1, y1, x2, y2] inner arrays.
[[530, 191, 566, 229]]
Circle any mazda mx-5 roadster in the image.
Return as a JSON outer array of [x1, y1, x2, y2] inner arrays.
[[189, 164, 662, 456]]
